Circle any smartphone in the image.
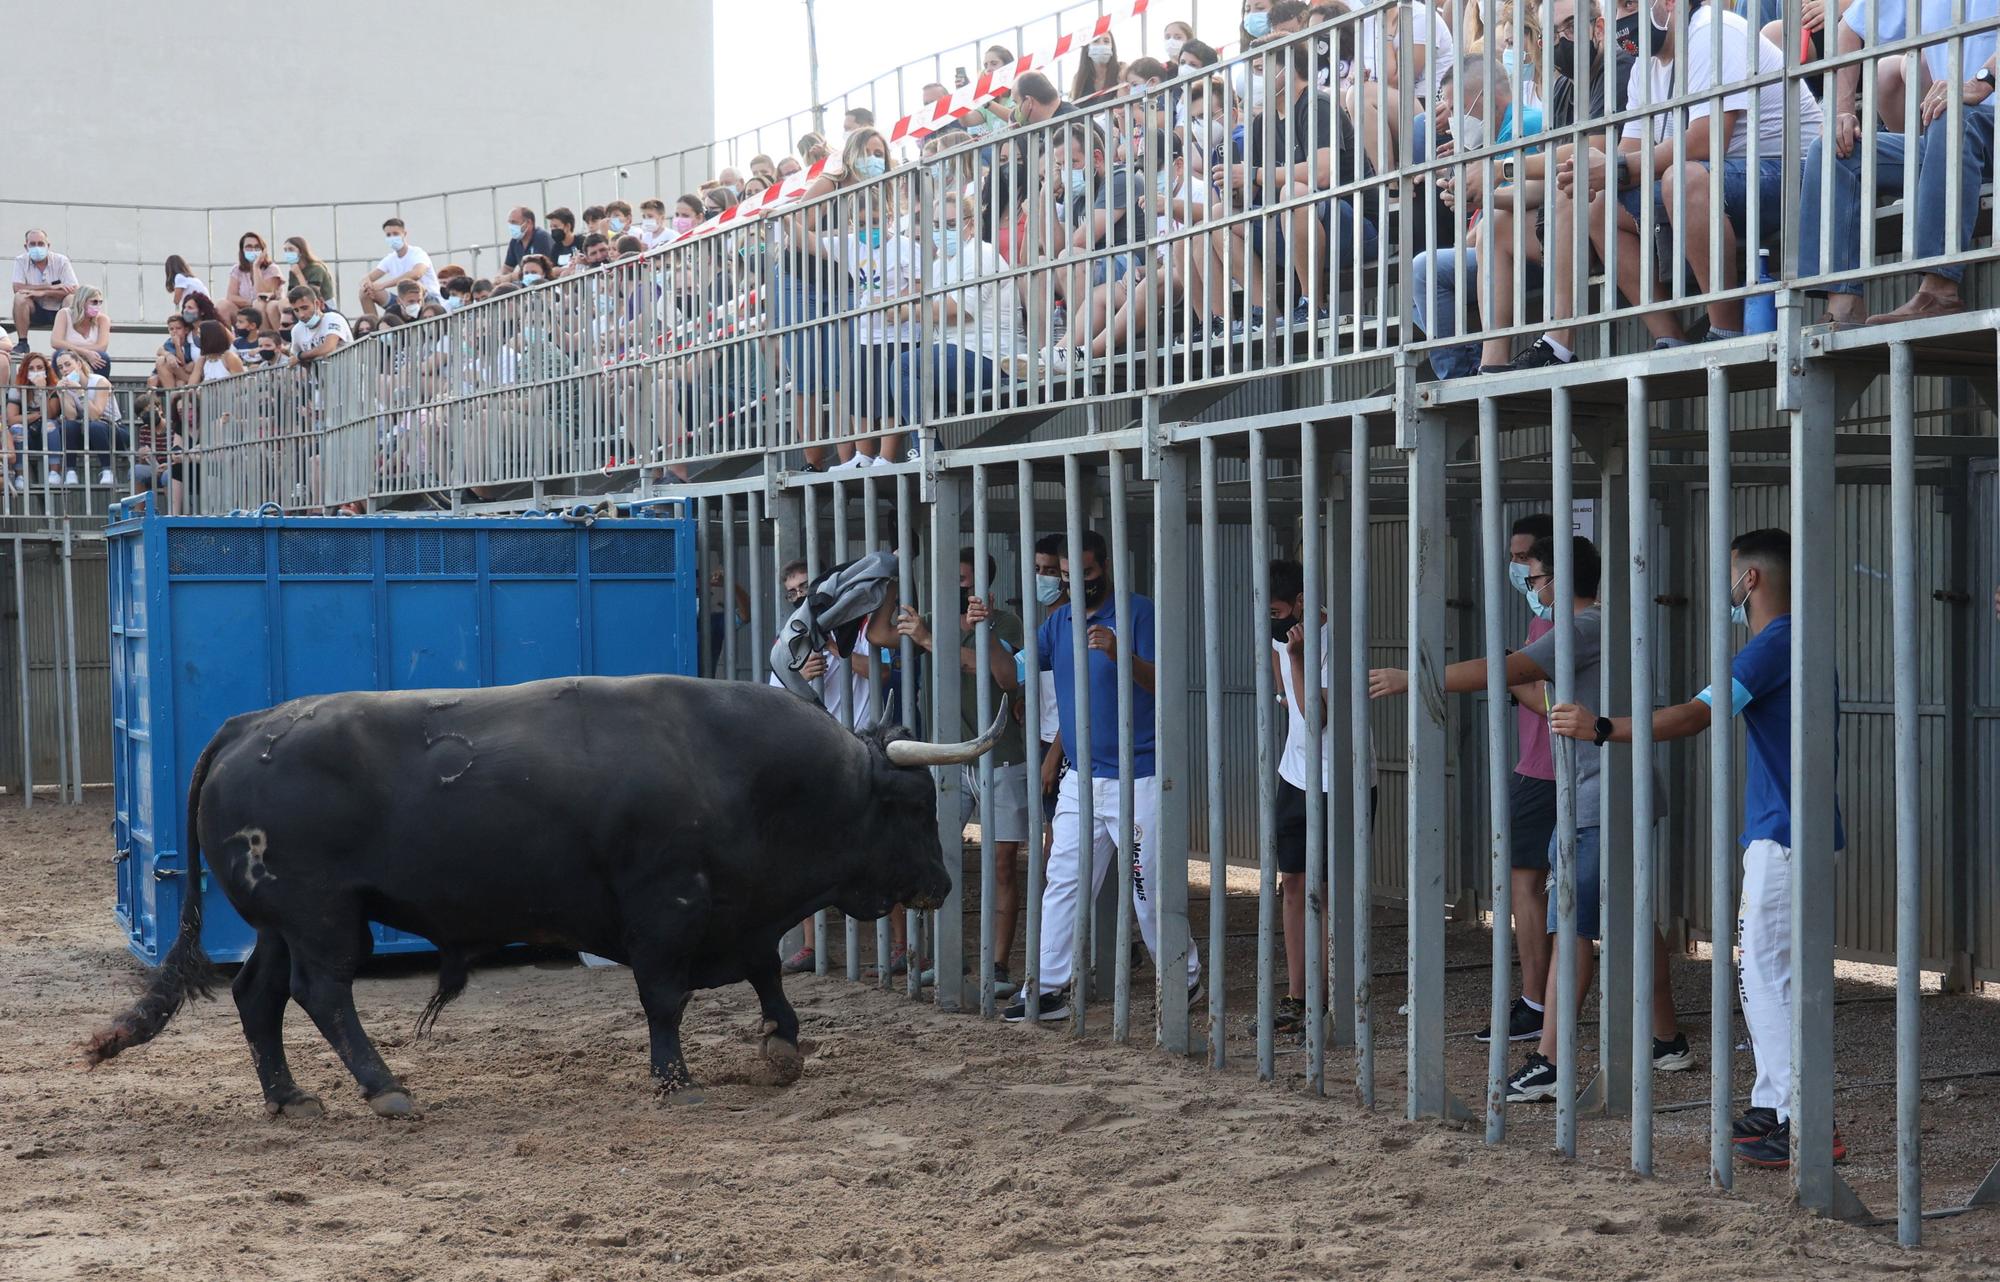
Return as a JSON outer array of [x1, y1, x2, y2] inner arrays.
[[954, 66, 970, 88]]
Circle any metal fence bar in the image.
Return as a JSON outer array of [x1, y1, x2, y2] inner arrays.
[[1889, 340, 1921, 1245], [1704, 365, 1734, 1191], [1152, 433, 1193, 1057], [1063, 451, 1093, 1032], [1349, 413, 1373, 1109], [1628, 376, 1657, 1176], [1478, 398, 1512, 1144], [1249, 429, 1276, 1081], [899, 471, 924, 1002], [1301, 418, 1327, 1095], [1017, 458, 1049, 1023], [1407, 408, 1449, 1120], [1109, 450, 1136, 1045], [931, 469, 967, 1012], [1200, 436, 1226, 1068], [973, 463, 997, 1018], [1552, 387, 1581, 1158]]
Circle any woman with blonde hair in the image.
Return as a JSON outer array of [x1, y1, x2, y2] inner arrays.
[[51, 285, 113, 375]]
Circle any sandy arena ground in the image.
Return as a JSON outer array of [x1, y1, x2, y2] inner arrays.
[[4, 796, 1998, 1281]]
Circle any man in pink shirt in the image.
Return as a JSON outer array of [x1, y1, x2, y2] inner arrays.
[[1478, 513, 1558, 1044]]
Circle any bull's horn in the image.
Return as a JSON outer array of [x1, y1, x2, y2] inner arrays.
[[884, 696, 1010, 768]]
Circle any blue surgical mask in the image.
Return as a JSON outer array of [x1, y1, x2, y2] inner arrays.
[[608, 216, 627, 233], [1243, 9, 1271, 38], [26, 245, 49, 263], [242, 247, 262, 264], [1035, 574, 1063, 606], [1728, 569, 1751, 627], [862, 227, 884, 249], [856, 155, 887, 179], [521, 272, 543, 285], [279, 248, 300, 265], [933, 227, 962, 258], [1155, 171, 1173, 199], [386, 234, 405, 251], [1065, 168, 1088, 199], [507, 223, 524, 241], [444, 296, 463, 311], [1528, 591, 1553, 621], [1507, 561, 1532, 596]]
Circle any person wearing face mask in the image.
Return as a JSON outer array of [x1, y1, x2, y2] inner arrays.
[[1345, 0, 1459, 178], [1549, 529, 1838, 1170], [514, 255, 553, 288], [163, 254, 209, 314], [1070, 31, 1124, 104], [358, 217, 440, 319], [151, 314, 200, 390], [1163, 20, 1194, 65], [13, 230, 79, 336], [498, 207, 556, 286], [603, 200, 634, 239], [545, 207, 581, 271], [1371, 534, 1694, 1104], [6, 352, 64, 489], [231, 309, 261, 356], [1537, 0, 1821, 359], [1091, 130, 1216, 355], [288, 285, 352, 367], [222, 231, 286, 331], [1027, 535, 1069, 824], [636, 199, 671, 251], [51, 350, 124, 487], [898, 192, 1022, 429], [983, 529, 1203, 1022], [51, 285, 114, 376], [1037, 122, 1139, 372], [275, 236, 335, 314]]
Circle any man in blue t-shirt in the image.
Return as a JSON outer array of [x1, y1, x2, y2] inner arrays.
[[979, 529, 1201, 1022], [1550, 528, 1845, 1170]]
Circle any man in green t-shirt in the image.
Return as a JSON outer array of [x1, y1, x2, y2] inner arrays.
[[895, 548, 1030, 987]]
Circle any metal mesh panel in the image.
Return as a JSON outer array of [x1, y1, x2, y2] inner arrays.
[[587, 530, 678, 575], [277, 529, 372, 576], [166, 529, 266, 576], [488, 530, 577, 576], [384, 530, 477, 576]]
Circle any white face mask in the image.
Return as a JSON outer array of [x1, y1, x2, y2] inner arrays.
[[1164, 36, 1186, 60], [1088, 42, 1113, 64], [1728, 568, 1752, 627]]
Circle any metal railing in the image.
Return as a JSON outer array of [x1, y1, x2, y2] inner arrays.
[[2, 375, 182, 520]]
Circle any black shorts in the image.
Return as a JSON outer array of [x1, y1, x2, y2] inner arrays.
[[1276, 781, 1378, 875], [1508, 772, 1558, 872]]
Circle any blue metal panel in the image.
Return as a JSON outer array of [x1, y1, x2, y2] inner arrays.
[[107, 504, 699, 965]]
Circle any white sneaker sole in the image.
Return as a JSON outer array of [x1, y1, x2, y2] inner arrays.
[[1506, 1079, 1559, 1103], [1653, 1050, 1697, 1073]]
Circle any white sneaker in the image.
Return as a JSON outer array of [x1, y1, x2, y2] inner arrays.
[[45, 465, 60, 487], [98, 469, 114, 486], [62, 469, 78, 486]]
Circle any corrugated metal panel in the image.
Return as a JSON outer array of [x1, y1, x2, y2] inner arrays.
[[1972, 460, 1998, 982], [0, 538, 112, 796]]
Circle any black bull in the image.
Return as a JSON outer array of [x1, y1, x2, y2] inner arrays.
[[85, 675, 1004, 1116]]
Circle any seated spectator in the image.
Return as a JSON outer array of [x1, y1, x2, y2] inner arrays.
[[1034, 121, 1141, 368], [52, 349, 124, 487], [777, 155, 804, 179], [178, 290, 222, 335], [392, 278, 428, 320], [798, 131, 832, 168], [444, 275, 475, 310], [51, 286, 114, 376], [358, 217, 440, 318], [639, 199, 673, 250], [921, 81, 951, 110], [232, 309, 261, 356], [471, 277, 495, 304], [13, 229, 79, 334], [1536, 0, 1821, 360], [164, 254, 209, 311], [1163, 19, 1195, 63], [582, 204, 609, 237], [717, 168, 745, 191], [130, 395, 185, 510], [1125, 56, 1171, 93], [151, 314, 200, 389], [1177, 38, 1223, 72], [1072, 30, 1125, 103], [1345, 0, 1459, 177], [1096, 130, 1219, 349], [6, 351, 63, 489], [1011, 70, 1069, 128], [351, 315, 379, 340], [614, 235, 644, 259], [547, 207, 582, 271], [500, 206, 557, 284], [289, 285, 352, 367], [1798, 0, 1997, 325], [843, 106, 876, 133], [221, 231, 286, 330], [899, 191, 1024, 423], [605, 200, 634, 238], [278, 236, 337, 313], [517, 254, 554, 286], [750, 154, 778, 182], [670, 194, 703, 243], [196, 318, 245, 383], [744, 175, 773, 198]]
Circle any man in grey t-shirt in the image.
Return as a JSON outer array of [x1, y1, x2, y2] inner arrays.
[[1369, 534, 1690, 1103]]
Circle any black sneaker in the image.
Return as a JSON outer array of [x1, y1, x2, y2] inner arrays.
[[1505, 1053, 1559, 1102], [1731, 1106, 1781, 1144], [1475, 996, 1544, 1044], [1736, 1118, 1848, 1170], [1003, 985, 1070, 1023], [1508, 337, 1572, 370], [1652, 1032, 1695, 1072], [1271, 995, 1308, 1036]]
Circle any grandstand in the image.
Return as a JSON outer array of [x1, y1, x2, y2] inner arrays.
[[3, 0, 1997, 1246]]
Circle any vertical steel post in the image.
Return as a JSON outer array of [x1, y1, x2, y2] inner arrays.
[[1301, 419, 1328, 1094], [1788, 361, 1841, 1214], [1597, 439, 1635, 1116], [773, 486, 806, 963], [803, 482, 830, 977], [1552, 391, 1581, 1157], [12, 539, 31, 808], [974, 464, 997, 1018], [833, 481, 861, 983], [1326, 434, 1356, 1052], [1705, 367, 1735, 1190], [898, 473, 922, 1001], [1407, 410, 1449, 1120], [747, 490, 767, 685], [931, 470, 967, 1013], [60, 524, 84, 804], [1889, 342, 1921, 1245], [1153, 434, 1194, 1056], [1063, 452, 1094, 1032], [1017, 460, 1049, 1021], [1349, 414, 1374, 1106], [1627, 377, 1657, 1175], [1109, 451, 1137, 1046], [864, 474, 893, 987], [1478, 399, 1513, 1144], [1200, 438, 1227, 1067], [1249, 429, 1277, 1081]]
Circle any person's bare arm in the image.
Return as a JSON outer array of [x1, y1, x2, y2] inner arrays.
[[1548, 697, 1712, 743]]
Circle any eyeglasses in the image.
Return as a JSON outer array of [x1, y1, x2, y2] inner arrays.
[[1523, 573, 1553, 589], [785, 588, 809, 602], [1552, 16, 1576, 39]]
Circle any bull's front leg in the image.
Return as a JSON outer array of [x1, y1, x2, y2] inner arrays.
[[744, 941, 805, 1086], [630, 956, 700, 1101]]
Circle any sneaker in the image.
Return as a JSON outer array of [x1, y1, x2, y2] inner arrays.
[[1731, 1106, 1782, 1144], [1229, 307, 1265, 340], [1652, 1032, 1696, 1072], [1003, 984, 1071, 1022], [886, 945, 910, 977], [1652, 337, 1689, 351], [1736, 1119, 1848, 1169], [1475, 996, 1544, 1044], [1285, 299, 1326, 328], [1508, 338, 1572, 370], [1272, 995, 1308, 1036], [97, 468, 114, 486], [44, 464, 60, 487], [781, 946, 816, 975], [1505, 1052, 1559, 1103], [62, 469, 78, 486]]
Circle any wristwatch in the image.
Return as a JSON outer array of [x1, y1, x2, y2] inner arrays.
[[1592, 716, 1613, 746], [1499, 157, 1517, 183], [1977, 67, 1996, 88]]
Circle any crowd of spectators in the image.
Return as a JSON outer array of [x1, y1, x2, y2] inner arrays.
[[4, 0, 1993, 499]]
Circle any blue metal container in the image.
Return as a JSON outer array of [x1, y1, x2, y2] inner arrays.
[[106, 504, 699, 964]]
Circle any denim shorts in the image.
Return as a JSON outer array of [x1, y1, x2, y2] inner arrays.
[[1088, 253, 1134, 287], [1617, 157, 1787, 244], [1546, 824, 1603, 941]]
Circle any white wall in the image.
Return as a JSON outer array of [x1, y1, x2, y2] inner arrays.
[[0, 0, 715, 317]]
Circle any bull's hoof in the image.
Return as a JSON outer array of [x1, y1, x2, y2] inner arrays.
[[654, 1084, 706, 1107], [761, 1035, 805, 1085], [366, 1089, 416, 1118], [264, 1093, 324, 1120]]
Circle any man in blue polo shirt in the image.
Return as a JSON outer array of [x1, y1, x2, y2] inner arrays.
[[1550, 528, 1845, 1169], [979, 529, 1200, 1021]]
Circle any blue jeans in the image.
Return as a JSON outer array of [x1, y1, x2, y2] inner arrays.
[[1546, 825, 1603, 942], [1798, 105, 1996, 296], [1617, 157, 1788, 246], [1409, 246, 1482, 378], [897, 344, 1001, 425]]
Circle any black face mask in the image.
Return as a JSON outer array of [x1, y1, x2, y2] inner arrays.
[[1552, 34, 1577, 80], [1269, 615, 1298, 645], [1614, 11, 1641, 56], [1081, 575, 1109, 606], [1641, 7, 1668, 57]]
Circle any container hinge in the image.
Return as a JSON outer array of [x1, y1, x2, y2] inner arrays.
[[153, 866, 184, 881], [113, 847, 131, 863]]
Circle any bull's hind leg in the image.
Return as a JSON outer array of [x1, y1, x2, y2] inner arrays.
[[232, 931, 321, 1119], [743, 943, 804, 1085], [288, 919, 415, 1117], [629, 952, 699, 1100]]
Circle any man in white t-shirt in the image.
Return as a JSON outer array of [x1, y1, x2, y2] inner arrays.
[[1549, 0, 1822, 348], [1798, 0, 1998, 325], [357, 217, 441, 319], [287, 286, 353, 365], [898, 192, 1023, 423], [1346, 2, 1458, 177]]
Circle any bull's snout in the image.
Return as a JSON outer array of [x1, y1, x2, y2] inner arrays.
[[906, 862, 953, 911]]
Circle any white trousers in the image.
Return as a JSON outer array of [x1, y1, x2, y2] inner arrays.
[[1737, 839, 1794, 1120], [1038, 771, 1200, 991]]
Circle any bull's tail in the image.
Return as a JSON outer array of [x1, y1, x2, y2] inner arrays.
[[413, 948, 472, 1040], [83, 735, 225, 1067]]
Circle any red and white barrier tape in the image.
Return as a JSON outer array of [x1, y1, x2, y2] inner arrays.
[[675, 0, 1152, 242]]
